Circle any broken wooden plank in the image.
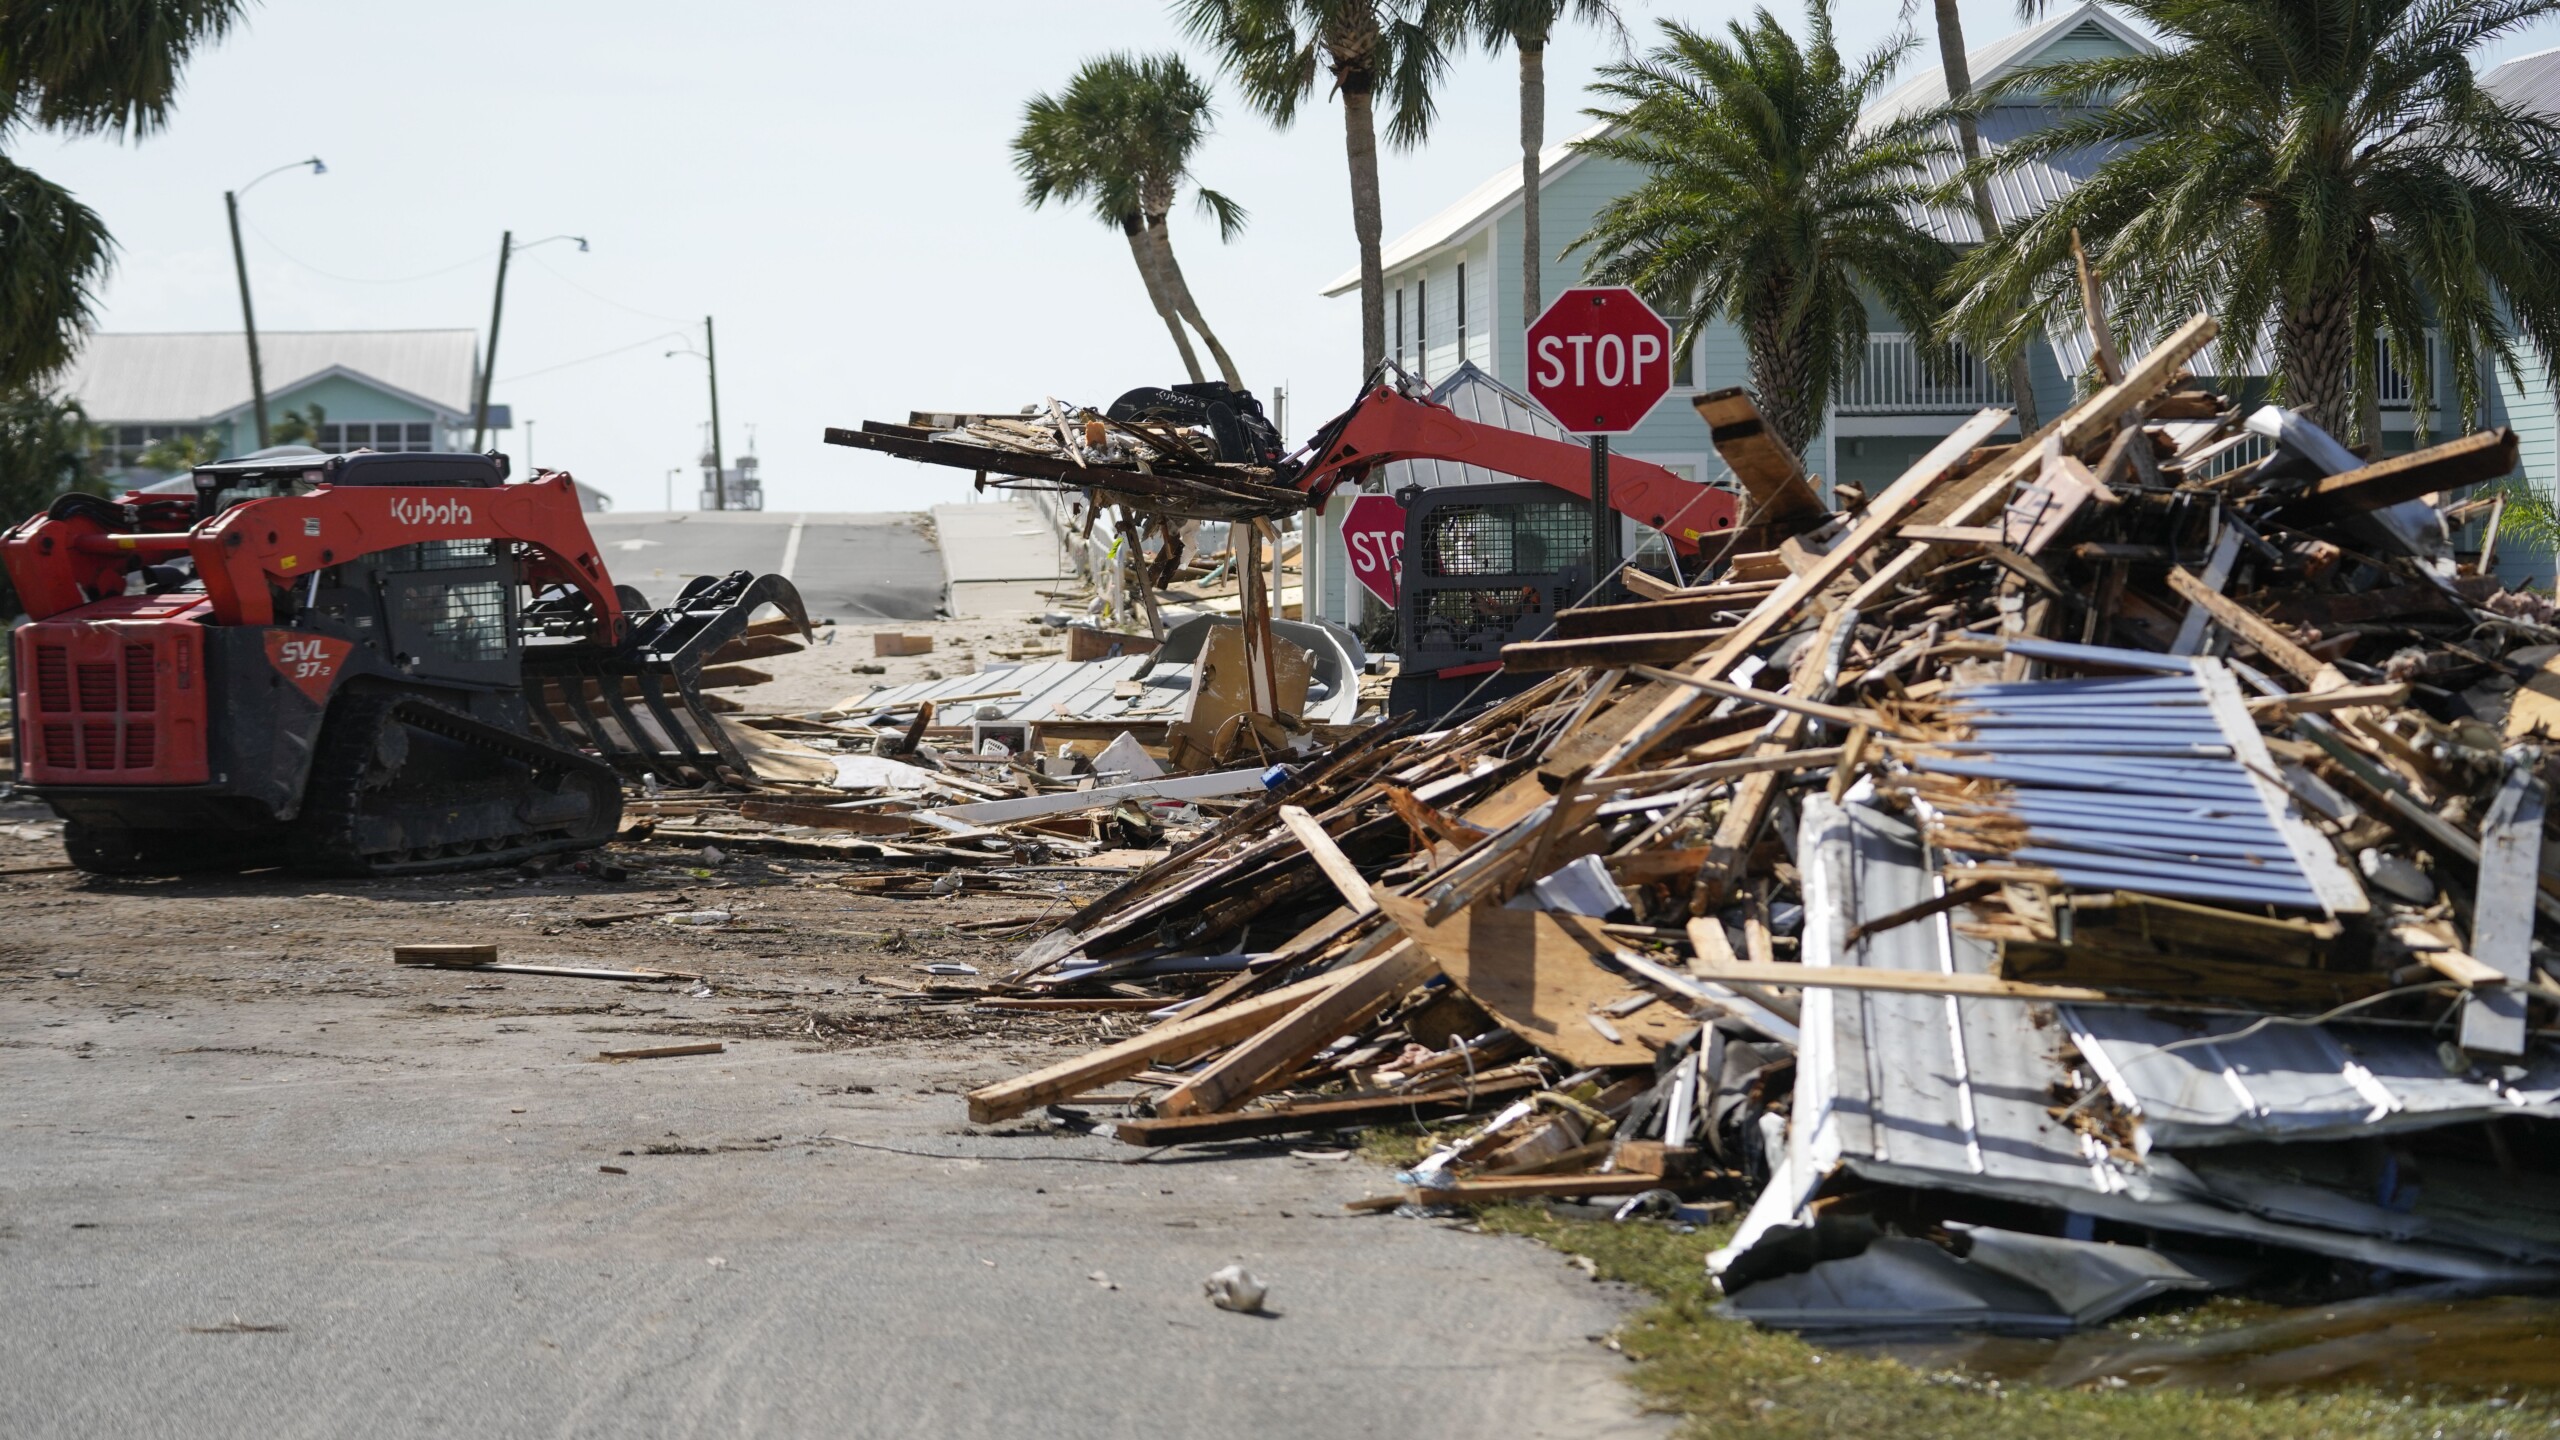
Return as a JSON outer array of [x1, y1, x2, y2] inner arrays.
[[737, 799, 919, 834], [964, 971, 1341, 1123], [394, 943, 499, 967], [1502, 627, 1733, 673], [1276, 804, 1379, 916], [595, 1042, 726, 1061], [1108, 1073, 1543, 1146], [1693, 386, 1827, 527], [923, 767, 1267, 825], [2281, 426, 2519, 516], [2167, 565, 2325, 684], [1152, 939, 1438, 1117]]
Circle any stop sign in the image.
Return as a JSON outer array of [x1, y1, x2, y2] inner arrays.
[[1339, 492, 1407, 607], [1525, 286, 1674, 434]]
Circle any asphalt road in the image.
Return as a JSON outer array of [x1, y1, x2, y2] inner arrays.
[[587, 510, 946, 623], [0, 837, 1665, 1440]]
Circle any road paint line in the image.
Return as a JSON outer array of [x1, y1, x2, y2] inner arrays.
[[779, 514, 808, 580]]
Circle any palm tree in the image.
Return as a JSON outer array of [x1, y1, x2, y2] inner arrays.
[[1016, 53, 1249, 386], [1905, 0, 2041, 431], [1, 0, 245, 391], [1180, 0, 1458, 375], [1568, 4, 1955, 455], [1947, 0, 2560, 444], [1442, 0, 1624, 329]]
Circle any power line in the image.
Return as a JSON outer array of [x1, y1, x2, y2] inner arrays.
[[499, 330, 692, 384], [523, 252, 694, 325], [239, 215, 497, 285]]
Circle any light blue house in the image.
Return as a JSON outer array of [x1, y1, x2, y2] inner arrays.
[[61, 329, 504, 477], [1305, 2, 2492, 627]]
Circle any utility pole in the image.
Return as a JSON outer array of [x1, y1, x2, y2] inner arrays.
[[704, 316, 726, 511], [472, 231, 511, 450], [470, 233, 581, 453], [225, 190, 271, 450], [222, 158, 325, 452]]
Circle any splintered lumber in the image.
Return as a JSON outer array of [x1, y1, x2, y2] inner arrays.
[[2167, 566, 2325, 684], [1379, 897, 1695, 1065], [596, 1042, 725, 1061], [1551, 594, 1767, 639], [1152, 939, 1437, 1117], [1693, 387, 1826, 527], [965, 971, 1339, 1122], [1107, 1072, 1543, 1146], [737, 799, 919, 834], [2281, 426, 2519, 516], [1276, 805, 1378, 916], [1591, 406, 2016, 775], [1503, 628, 1734, 672], [1681, 955, 2126, 1003]]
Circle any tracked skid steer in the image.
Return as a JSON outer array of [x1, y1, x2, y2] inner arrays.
[[2, 451, 807, 877]]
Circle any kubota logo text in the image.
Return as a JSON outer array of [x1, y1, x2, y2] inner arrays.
[[390, 497, 474, 526]]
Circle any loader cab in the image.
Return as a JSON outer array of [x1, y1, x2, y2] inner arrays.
[[1387, 481, 1598, 723], [186, 450, 508, 522]]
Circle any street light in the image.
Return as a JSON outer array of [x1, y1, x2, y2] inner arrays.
[[470, 232, 589, 450], [664, 317, 726, 510], [224, 156, 325, 450]]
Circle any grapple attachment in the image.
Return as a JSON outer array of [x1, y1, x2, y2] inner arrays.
[[520, 569, 812, 785]]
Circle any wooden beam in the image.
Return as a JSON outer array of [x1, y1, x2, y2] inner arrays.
[[1552, 593, 1768, 640], [1108, 1073, 1542, 1146], [1692, 386, 1826, 527], [1151, 940, 1438, 1117], [963, 972, 1340, 1123], [1624, 666, 1886, 733], [1277, 804, 1378, 917], [2167, 565, 2325, 683], [2283, 427, 2519, 516], [1682, 955, 2130, 1004], [1503, 627, 1734, 673]]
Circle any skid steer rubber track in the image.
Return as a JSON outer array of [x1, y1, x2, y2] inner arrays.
[[291, 687, 624, 876]]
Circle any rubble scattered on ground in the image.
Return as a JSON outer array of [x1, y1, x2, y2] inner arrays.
[[942, 313, 2560, 1337]]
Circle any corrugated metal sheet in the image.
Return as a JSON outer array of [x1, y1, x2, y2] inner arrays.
[[1712, 795, 2560, 1284], [61, 330, 480, 423], [1914, 657, 2365, 913]]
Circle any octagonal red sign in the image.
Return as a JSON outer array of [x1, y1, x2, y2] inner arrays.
[[1525, 286, 1674, 435]]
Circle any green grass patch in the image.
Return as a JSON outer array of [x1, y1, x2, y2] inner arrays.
[[1473, 1202, 2557, 1440]]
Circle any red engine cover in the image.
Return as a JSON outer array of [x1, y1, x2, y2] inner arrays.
[[14, 594, 212, 785]]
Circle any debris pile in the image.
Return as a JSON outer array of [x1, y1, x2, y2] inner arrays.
[[959, 312, 2560, 1334]]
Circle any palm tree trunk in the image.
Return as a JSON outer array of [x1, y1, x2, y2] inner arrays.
[[1146, 213, 1244, 389], [1343, 79, 1387, 375], [2279, 284, 2358, 439], [1747, 309, 1817, 456], [1125, 215, 1206, 384], [1930, 0, 2041, 433], [1519, 39, 1546, 327]]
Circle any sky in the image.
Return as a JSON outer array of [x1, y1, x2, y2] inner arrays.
[[20, 0, 2560, 513]]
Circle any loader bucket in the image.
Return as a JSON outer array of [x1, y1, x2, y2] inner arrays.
[[520, 569, 812, 786]]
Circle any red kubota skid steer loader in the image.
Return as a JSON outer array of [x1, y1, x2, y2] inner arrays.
[[2, 451, 807, 877]]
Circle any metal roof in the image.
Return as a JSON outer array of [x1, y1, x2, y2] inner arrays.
[[1332, 4, 2156, 295], [60, 330, 480, 424], [2484, 45, 2560, 117], [1713, 795, 2560, 1287]]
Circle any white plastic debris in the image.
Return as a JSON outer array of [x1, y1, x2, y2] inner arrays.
[[662, 909, 733, 927], [923, 962, 979, 976], [1204, 1263, 1267, 1313]]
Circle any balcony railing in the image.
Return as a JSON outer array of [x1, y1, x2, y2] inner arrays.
[[1836, 334, 2012, 414], [2377, 330, 2438, 410]]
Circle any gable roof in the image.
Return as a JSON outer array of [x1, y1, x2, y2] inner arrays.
[[2483, 45, 2560, 116], [61, 329, 480, 423], [1322, 2, 2155, 295]]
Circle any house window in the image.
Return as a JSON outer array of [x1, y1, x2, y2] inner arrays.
[[1417, 278, 1429, 382], [1394, 288, 1406, 370], [1456, 262, 1469, 363], [317, 422, 435, 453], [99, 424, 210, 473]]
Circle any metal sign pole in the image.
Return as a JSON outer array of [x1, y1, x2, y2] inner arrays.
[[1590, 434, 1616, 599]]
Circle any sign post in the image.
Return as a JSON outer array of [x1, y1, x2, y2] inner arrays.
[[1523, 286, 1675, 601]]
